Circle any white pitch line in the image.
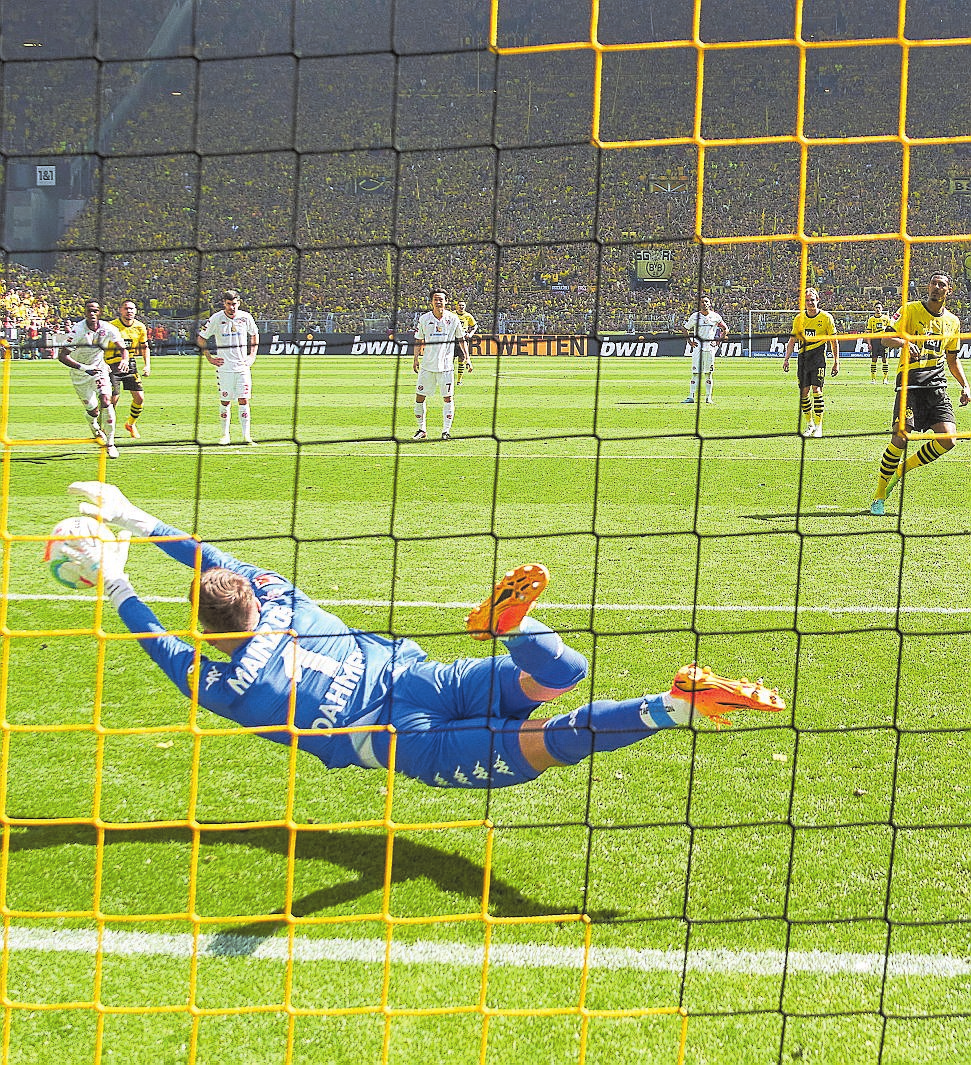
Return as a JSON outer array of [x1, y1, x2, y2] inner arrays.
[[16, 441, 963, 464], [5, 593, 971, 616], [4, 927, 969, 979]]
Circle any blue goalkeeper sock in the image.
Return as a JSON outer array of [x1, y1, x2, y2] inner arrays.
[[541, 694, 686, 765], [500, 616, 588, 690]]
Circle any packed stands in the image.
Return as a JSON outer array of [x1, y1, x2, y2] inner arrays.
[[4, 0, 969, 336]]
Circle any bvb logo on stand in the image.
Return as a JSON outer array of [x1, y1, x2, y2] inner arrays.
[[633, 248, 675, 282]]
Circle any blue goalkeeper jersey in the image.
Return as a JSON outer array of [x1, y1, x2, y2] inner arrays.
[[117, 523, 427, 769]]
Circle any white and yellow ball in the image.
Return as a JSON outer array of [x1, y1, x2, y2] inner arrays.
[[43, 515, 115, 590]]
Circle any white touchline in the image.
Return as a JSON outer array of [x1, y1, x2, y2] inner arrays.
[[5, 593, 971, 616], [3, 927, 969, 979]]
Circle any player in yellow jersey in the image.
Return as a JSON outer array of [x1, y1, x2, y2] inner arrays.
[[865, 302, 894, 383], [782, 288, 839, 437], [108, 299, 151, 439], [454, 300, 476, 384], [870, 272, 970, 515]]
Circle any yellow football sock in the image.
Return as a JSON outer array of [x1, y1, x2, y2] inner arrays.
[[874, 442, 904, 500]]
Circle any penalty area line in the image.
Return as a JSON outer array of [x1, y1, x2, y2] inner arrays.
[[5, 592, 971, 617], [4, 926, 970, 980]]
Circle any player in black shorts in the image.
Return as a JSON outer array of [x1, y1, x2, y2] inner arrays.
[[871, 272, 971, 514], [108, 299, 151, 439], [110, 363, 144, 401], [891, 383, 954, 438], [453, 300, 476, 384], [865, 302, 894, 383], [797, 350, 826, 390], [781, 289, 840, 437]]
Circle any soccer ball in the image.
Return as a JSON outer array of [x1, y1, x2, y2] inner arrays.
[[43, 515, 115, 590]]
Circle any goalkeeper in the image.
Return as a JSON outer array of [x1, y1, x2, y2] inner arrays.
[[66, 482, 784, 790]]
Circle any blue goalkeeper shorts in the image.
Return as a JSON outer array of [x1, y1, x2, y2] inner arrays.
[[386, 655, 543, 788]]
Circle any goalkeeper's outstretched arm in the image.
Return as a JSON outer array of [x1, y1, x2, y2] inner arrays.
[[65, 482, 259, 710], [68, 480, 259, 576]]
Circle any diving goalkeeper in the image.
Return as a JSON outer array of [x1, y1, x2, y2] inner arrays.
[[65, 482, 784, 790]]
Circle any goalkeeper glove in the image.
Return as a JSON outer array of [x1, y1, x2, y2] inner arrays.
[[58, 528, 131, 584], [68, 481, 157, 536], [60, 528, 135, 609]]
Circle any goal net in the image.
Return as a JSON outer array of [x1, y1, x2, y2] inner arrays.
[[1, 1, 970, 1063]]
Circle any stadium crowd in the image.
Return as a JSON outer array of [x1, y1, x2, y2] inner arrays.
[[4, 0, 970, 339]]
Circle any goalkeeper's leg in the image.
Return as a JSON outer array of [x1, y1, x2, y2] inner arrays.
[[391, 658, 784, 789]]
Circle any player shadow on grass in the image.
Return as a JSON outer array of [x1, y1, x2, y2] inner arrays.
[[206, 827, 623, 957], [7, 823, 620, 956], [9, 452, 98, 465], [742, 508, 886, 521]]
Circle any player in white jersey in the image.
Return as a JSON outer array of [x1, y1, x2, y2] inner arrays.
[[680, 296, 727, 405], [412, 289, 469, 440], [57, 299, 128, 459], [196, 289, 259, 444]]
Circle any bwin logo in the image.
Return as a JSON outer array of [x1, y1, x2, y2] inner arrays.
[[350, 336, 409, 355], [599, 338, 659, 357], [268, 334, 328, 355]]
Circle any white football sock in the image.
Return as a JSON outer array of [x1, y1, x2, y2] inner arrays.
[[103, 403, 116, 445]]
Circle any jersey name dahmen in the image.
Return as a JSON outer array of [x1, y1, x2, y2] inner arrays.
[[118, 523, 428, 772], [416, 310, 466, 372], [198, 310, 259, 371]]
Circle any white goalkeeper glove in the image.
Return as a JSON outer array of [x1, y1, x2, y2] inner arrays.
[[58, 528, 131, 582], [61, 528, 135, 608], [68, 481, 157, 536]]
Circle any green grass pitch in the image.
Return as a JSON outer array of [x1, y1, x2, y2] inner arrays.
[[2, 353, 971, 1064]]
